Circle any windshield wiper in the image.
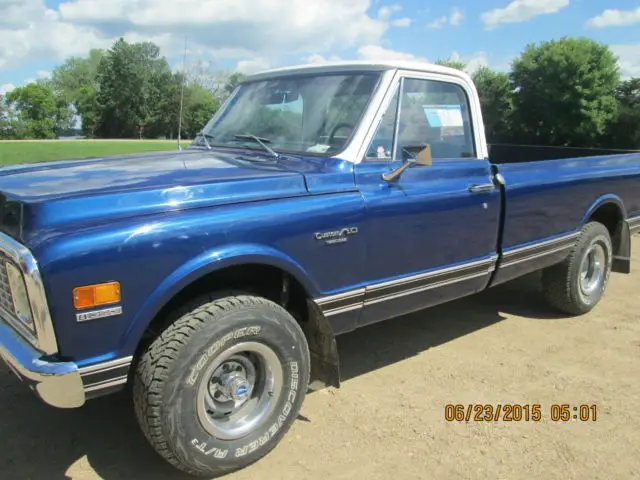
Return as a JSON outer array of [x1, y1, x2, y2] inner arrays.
[[234, 133, 279, 159], [194, 131, 214, 150]]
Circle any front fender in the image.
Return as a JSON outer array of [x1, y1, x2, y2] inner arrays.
[[118, 243, 320, 355]]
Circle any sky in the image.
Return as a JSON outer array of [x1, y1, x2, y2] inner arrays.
[[1, 0, 639, 95]]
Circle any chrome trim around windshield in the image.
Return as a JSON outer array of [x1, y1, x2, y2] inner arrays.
[[0, 232, 58, 355]]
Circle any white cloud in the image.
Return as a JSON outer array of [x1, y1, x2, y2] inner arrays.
[[586, 7, 640, 29], [0, 1, 112, 69], [377, 4, 402, 20], [444, 50, 514, 74], [391, 17, 411, 27], [356, 44, 428, 63], [449, 51, 488, 73], [36, 70, 51, 79], [235, 57, 271, 74], [304, 54, 343, 65], [58, 0, 387, 57], [450, 7, 464, 26], [426, 7, 464, 28], [481, 0, 570, 30], [2, 0, 389, 70], [611, 44, 640, 79], [377, 3, 410, 28], [0, 83, 16, 95], [426, 16, 448, 29]]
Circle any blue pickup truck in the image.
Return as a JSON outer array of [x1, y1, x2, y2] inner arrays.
[[1, 60, 639, 476]]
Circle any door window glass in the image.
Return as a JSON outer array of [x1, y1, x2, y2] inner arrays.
[[365, 78, 476, 161]]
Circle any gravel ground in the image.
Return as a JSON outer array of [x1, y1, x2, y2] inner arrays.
[[2, 242, 639, 480]]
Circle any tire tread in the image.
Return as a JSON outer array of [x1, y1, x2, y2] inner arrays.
[[542, 222, 612, 315], [133, 292, 303, 477]]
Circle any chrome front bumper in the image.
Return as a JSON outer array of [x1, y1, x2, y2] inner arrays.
[[0, 318, 85, 408], [0, 231, 85, 408]]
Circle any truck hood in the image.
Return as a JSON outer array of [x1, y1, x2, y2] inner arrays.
[[0, 149, 309, 244]]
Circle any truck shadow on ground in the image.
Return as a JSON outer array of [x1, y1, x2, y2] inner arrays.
[[0, 273, 567, 480]]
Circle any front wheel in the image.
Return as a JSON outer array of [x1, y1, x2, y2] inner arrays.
[[133, 294, 310, 477], [542, 222, 613, 315]]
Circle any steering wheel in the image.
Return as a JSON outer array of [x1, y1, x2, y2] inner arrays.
[[327, 122, 355, 145]]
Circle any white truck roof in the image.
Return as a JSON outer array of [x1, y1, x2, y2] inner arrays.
[[245, 60, 474, 84]]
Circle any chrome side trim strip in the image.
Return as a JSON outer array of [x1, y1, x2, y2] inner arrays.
[[80, 356, 133, 393], [499, 232, 580, 269], [502, 232, 580, 257], [0, 232, 58, 355], [78, 356, 133, 375], [501, 244, 576, 268], [366, 256, 497, 292], [315, 255, 498, 316], [323, 303, 363, 317], [84, 376, 128, 393], [315, 288, 366, 306], [628, 215, 640, 234], [364, 270, 490, 306]]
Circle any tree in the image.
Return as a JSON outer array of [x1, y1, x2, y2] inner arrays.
[[181, 84, 219, 139], [49, 49, 104, 136], [435, 59, 466, 71], [49, 49, 104, 107], [95, 39, 174, 138], [0, 95, 10, 139], [224, 72, 247, 97], [509, 36, 620, 147], [604, 78, 640, 150], [472, 67, 513, 142], [186, 61, 237, 103], [5, 83, 67, 139]]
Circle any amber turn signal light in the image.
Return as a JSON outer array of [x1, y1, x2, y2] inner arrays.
[[73, 282, 121, 310]]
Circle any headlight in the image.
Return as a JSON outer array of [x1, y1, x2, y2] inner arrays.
[[5, 262, 34, 332]]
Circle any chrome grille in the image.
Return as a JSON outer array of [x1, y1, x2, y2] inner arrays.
[[0, 262, 15, 317], [0, 258, 35, 344]]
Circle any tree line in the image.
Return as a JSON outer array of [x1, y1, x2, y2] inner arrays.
[[1, 36, 639, 150], [0, 39, 245, 141]]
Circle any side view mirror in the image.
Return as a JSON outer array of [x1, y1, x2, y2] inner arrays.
[[382, 145, 432, 182]]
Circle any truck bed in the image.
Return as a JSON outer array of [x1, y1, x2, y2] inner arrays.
[[489, 143, 640, 164]]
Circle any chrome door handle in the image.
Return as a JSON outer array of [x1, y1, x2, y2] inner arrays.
[[467, 184, 495, 194]]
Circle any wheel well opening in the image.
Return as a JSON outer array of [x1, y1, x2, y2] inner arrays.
[[588, 202, 631, 274], [134, 263, 340, 389], [589, 203, 622, 243]]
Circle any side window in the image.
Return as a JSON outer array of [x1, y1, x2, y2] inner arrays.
[[365, 78, 475, 161], [398, 78, 475, 159], [365, 89, 399, 161]]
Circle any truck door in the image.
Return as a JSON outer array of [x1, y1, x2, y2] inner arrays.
[[354, 73, 501, 326]]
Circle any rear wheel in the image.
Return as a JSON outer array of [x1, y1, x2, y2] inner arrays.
[[542, 222, 613, 315], [133, 293, 310, 477]]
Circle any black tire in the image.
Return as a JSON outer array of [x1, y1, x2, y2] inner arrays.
[[542, 222, 613, 315], [133, 293, 310, 478]]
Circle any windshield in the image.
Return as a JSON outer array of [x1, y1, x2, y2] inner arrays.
[[198, 72, 381, 156]]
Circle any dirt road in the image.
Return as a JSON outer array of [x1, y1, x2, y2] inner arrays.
[[2, 243, 639, 480]]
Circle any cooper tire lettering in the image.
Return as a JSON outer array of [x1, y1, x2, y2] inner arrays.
[[186, 325, 262, 386]]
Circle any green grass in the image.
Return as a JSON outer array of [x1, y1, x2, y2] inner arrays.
[[0, 140, 182, 165]]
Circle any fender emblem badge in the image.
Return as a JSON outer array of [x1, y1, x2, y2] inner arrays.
[[76, 306, 123, 322], [313, 227, 359, 245]]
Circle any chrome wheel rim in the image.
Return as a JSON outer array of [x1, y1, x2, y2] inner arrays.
[[579, 243, 606, 296], [196, 341, 283, 440]]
